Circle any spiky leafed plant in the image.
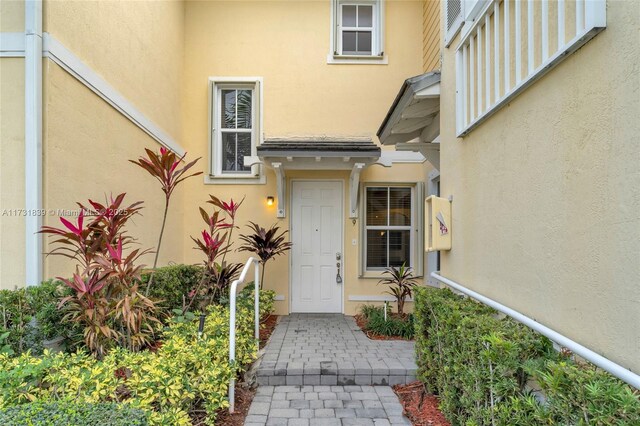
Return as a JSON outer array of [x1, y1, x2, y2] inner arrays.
[[238, 222, 292, 289], [130, 147, 201, 295], [378, 263, 418, 315]]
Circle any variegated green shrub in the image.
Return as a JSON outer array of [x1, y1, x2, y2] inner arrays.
[[0, 289, 275, 425]]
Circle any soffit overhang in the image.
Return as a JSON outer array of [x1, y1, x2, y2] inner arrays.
[[377, 71, 441, 150]]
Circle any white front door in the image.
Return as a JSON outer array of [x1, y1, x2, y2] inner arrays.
[[291, 180, 343, 313]]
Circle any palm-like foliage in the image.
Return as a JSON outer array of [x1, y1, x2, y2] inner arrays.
[[378, 263, 418, 315], [238, 222, 292, 289]]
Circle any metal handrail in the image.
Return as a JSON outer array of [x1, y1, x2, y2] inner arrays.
[[431, 272, 640, 390], [228, 256, 261, 413]]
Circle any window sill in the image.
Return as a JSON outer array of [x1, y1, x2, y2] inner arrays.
[[204, 174, 266, 185], [327, 54, 388, 65]]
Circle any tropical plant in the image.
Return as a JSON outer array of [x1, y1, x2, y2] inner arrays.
[[39, 194, 160, 358], [188, 196, 244, 310], [129, 147, 201, 295], [0, 401, 149, 425], [142, 264, 204, 314], [359, 305, 415, 339], [238, 222, 292, 289], [378, 263, 417, 315]]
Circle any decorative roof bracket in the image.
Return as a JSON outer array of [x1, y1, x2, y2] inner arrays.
[[272, 162, 286, 218], [349, 163, 365, 219]]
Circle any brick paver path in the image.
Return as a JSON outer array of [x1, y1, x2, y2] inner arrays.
[[246, 314, 416, 425]]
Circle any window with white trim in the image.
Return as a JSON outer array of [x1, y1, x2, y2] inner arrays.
[[332, 0, 383, 58], [210, 78, 261, 179], [364, 186, 415, 271]]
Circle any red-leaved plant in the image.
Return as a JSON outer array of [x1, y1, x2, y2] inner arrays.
[[238, 222, 292, 290], [130, 147, 201, 295], [186, 196, 245, 310], [40, 194, 160, 358]]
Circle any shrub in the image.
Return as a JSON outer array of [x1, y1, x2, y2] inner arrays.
[[359, 305, 414, 339], [0, 400, 149, 425], [238, 222, 292, 290], [142, 264, 204, 313], [414, 287, 640, 425], [0, 281, 74, 355], [0, 290, 275, 425], [377, 263, 417, 315]]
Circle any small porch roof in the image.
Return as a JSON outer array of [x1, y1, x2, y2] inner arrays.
[[246, 139, 388, 220], [376, 71, 441, 169]]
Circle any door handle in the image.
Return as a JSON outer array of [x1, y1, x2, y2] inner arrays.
[[336, 252, 342, 284]]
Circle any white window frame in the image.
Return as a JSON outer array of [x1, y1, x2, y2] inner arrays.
[[359, 182, 424, 278], [207, 77, 265, 185], [328, 0, 387, 64]]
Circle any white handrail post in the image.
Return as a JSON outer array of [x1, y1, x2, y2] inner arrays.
[[228, 257, 260, 414], [255, 261, 260, 345]]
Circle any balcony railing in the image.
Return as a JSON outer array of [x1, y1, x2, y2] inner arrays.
[[455, 0, 606, 137]]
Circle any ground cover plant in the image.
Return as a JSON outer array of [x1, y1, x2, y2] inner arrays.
[[414, 286, 640, 425], [357, 304, 415, 340], [0, 288, 275, 425]]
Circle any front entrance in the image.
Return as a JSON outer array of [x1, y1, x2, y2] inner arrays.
[[290, 180, 343, 313]]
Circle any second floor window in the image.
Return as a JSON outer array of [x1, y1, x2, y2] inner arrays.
[[333, 0, 383, 58], [209, 78, 262, 180]]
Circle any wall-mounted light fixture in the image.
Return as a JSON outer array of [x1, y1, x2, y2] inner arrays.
[[266, 196, 275, 206]]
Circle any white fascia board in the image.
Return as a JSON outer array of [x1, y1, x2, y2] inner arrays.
[[379, 150, 426, 163], [43, 33, 185, 156], [414, 82, 440, 99], [0, 32, 25, 56]]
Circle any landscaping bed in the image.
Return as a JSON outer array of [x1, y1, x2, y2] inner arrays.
[[355, 305, 415, 340], [393, 381, 450, 426]]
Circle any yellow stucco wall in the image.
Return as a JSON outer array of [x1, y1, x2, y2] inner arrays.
[[42, 61, 186, 280], [44, 0, 184, 141], [181, 0, 427, 315], [0, 0, 24, 32], [422, 0, 440, 72], [440, 0, 640, 373], [0, 58, 26, 289]]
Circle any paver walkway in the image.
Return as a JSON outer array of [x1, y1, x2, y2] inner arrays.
[[245, 314, 416, 425]]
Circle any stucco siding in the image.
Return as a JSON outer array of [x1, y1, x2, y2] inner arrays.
[[440, 0, 640, 373], [0, 58, 26, 289]]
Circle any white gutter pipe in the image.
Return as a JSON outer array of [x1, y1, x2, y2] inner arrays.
[[228, 257, 261, 413], [431, 272, 640, 390], [24, 0, 43, 285]]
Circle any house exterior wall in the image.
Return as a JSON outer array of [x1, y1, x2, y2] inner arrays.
[[0, 58, 26, 289], [182, 0, 427, 315], [422, 0, 440, 72], [439, 0, 640, 373]]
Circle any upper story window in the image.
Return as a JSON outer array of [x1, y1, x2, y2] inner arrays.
[[329, 0, 386, 64], [208, 77, 264, 183]]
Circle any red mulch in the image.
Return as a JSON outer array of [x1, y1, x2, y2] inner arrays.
[[209, 315, 279, 425], [212, 383, 256, 426], [393, 381, 451, 426], [259, 314, 279, 347], [353, 314, 414, 341]]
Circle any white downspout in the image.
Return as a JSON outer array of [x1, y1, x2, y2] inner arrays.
[[431, 272, 640, 390], [24, 0, 43, 286]]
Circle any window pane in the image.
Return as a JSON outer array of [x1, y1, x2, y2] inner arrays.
[[342, 5, 356, 26], [367, 230, 387, 269], [221, 90, 236, 128], [357, 31, 372, 54], [237, 133, 252, 172], [366, 187, 388, 226], [358, 5, 373, 27], [388, 230, 410, 267], [389, 188, 411, 226], [342, 31, 357, 53], [236, 90, 252, 129], [221, 133, 237, 172]]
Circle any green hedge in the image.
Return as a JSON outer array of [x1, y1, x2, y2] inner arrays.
[[0, 280, 72, 355], [414, 287, 640, 426], [0, 289, 276, 425], [142, 264, 204, 313], [0, 401, 148, 425]]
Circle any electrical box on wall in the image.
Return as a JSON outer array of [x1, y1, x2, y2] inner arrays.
[[425, 195, 451, 252]]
